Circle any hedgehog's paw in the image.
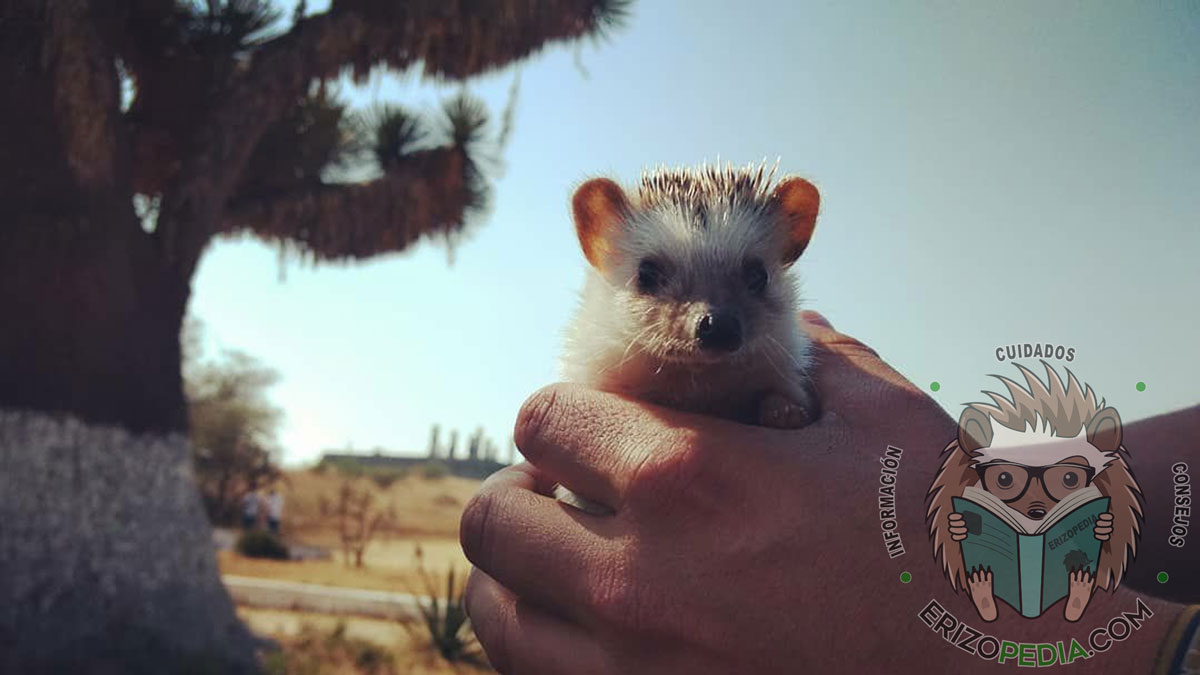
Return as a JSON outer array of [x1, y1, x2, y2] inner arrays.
[[967, 567, 998, 623], [757, 393, 809, 429], [1064, 569, 1095, 622], [757, 383, 818, 430]]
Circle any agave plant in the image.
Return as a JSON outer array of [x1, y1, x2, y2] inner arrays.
[[407, 546, 480, 663]]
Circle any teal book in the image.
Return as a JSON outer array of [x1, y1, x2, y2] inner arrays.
[[952, 485, 1109, 619]]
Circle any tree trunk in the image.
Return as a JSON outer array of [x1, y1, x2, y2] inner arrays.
[[1, 0, 190, 436], [0, 226, 190, 434], [0, 63, 256, 665], [0, 409, 258, 674], [0, 218, 260, 672]]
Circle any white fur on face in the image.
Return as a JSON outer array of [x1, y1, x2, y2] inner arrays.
[[975, 413, 1115, 473], [596, 201, 796, 353], [613, 201, 779, 281]]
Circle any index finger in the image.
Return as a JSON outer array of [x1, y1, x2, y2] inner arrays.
[[799, 310, 880, 359], [514, 383, 679, 509], [797, 312, 930, 417], [514, 383, 781, 509], [459, 463, 624, 625]]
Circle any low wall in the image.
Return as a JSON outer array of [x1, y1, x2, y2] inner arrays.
[[224, 575, 423, 621]]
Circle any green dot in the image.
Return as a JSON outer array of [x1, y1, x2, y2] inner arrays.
[[1157, 571, 1169, 583], [900, 571, 912, 583], [1136, 381, 1146, 392], [929, 382, 941, 392]]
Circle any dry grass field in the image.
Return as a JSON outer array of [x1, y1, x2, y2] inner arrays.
[[218, 537, 468, 594], [221, 466, 492, 673], [220, 468, 480, 590]]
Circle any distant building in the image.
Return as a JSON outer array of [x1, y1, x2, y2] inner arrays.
[[318, 449, 506, 481]]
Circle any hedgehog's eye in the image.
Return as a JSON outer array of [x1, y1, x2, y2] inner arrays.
[[743, 259, 768, 294], [637, 259, 668, 294]]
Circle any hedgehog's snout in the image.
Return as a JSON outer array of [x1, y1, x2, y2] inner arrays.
[[696, 311, 742, 352]]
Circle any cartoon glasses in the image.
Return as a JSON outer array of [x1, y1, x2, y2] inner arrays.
[[973, 462, 1096, 503]]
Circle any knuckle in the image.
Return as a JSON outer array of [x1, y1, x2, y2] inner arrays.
[[513, 384, 566, 459], [460, 490, 500, 566], [590, 577, 633, 628], [625, 435, 708, 508], [473, 603, 514, 674], [587, 550, 657, 631]]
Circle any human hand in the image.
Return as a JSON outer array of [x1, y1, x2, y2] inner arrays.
[[459, 311, 960, 673], [1094, 511, 1115, 541]]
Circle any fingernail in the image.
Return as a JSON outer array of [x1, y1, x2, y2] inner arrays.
[[800, 310, 833, 328]]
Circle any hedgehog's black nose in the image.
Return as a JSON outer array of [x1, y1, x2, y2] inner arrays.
[[696, 312, 742, 352]]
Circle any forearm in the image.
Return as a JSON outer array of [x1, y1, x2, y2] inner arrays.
[[1121, 406, 1200, 602]]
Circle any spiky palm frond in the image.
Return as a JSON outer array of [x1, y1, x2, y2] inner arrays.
[[223, 147, 476, 262], [324, 0, 636, 81], [212, 1, 630, 265], [179, 0, 283, 48], [589, 0, 635, 40], [438, 92, 493, 222], [228, 88, 501, 253], [441, 93, 490, 150], [367, 105, 428, 171]]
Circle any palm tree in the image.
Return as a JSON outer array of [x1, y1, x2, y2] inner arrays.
[[0, 1, 629, 671]]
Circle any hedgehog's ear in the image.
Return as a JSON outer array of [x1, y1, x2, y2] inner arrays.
[[771, 177, 820, 265], [572, 178, 630, 271], [957, 407, 993, 456], [1086, 407, 1122, 453]]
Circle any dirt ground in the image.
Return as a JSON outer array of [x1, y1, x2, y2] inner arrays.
[[242, 607, 493, 674], [219, 536, 469, 593]]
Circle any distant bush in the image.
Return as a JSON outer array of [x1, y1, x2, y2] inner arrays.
[[419, 462, 449, 480], [368, 468, 405, 489], [320, 457, 366, 477], [236, 531, 290, 560], [319, 459, 407, 488], [183, 326, 284, 526], [335, 481, 397, 568]]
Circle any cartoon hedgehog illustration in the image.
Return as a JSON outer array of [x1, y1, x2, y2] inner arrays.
[[925, 362, 1143, 623]]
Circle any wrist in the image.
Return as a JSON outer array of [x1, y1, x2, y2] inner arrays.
[[1155, 604, 1200, 675]]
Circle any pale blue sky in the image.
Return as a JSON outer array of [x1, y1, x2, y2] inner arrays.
[[190, 1, 1199, 466]]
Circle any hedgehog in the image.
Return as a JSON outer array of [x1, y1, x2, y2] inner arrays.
[[556, 162, 823, 512]]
